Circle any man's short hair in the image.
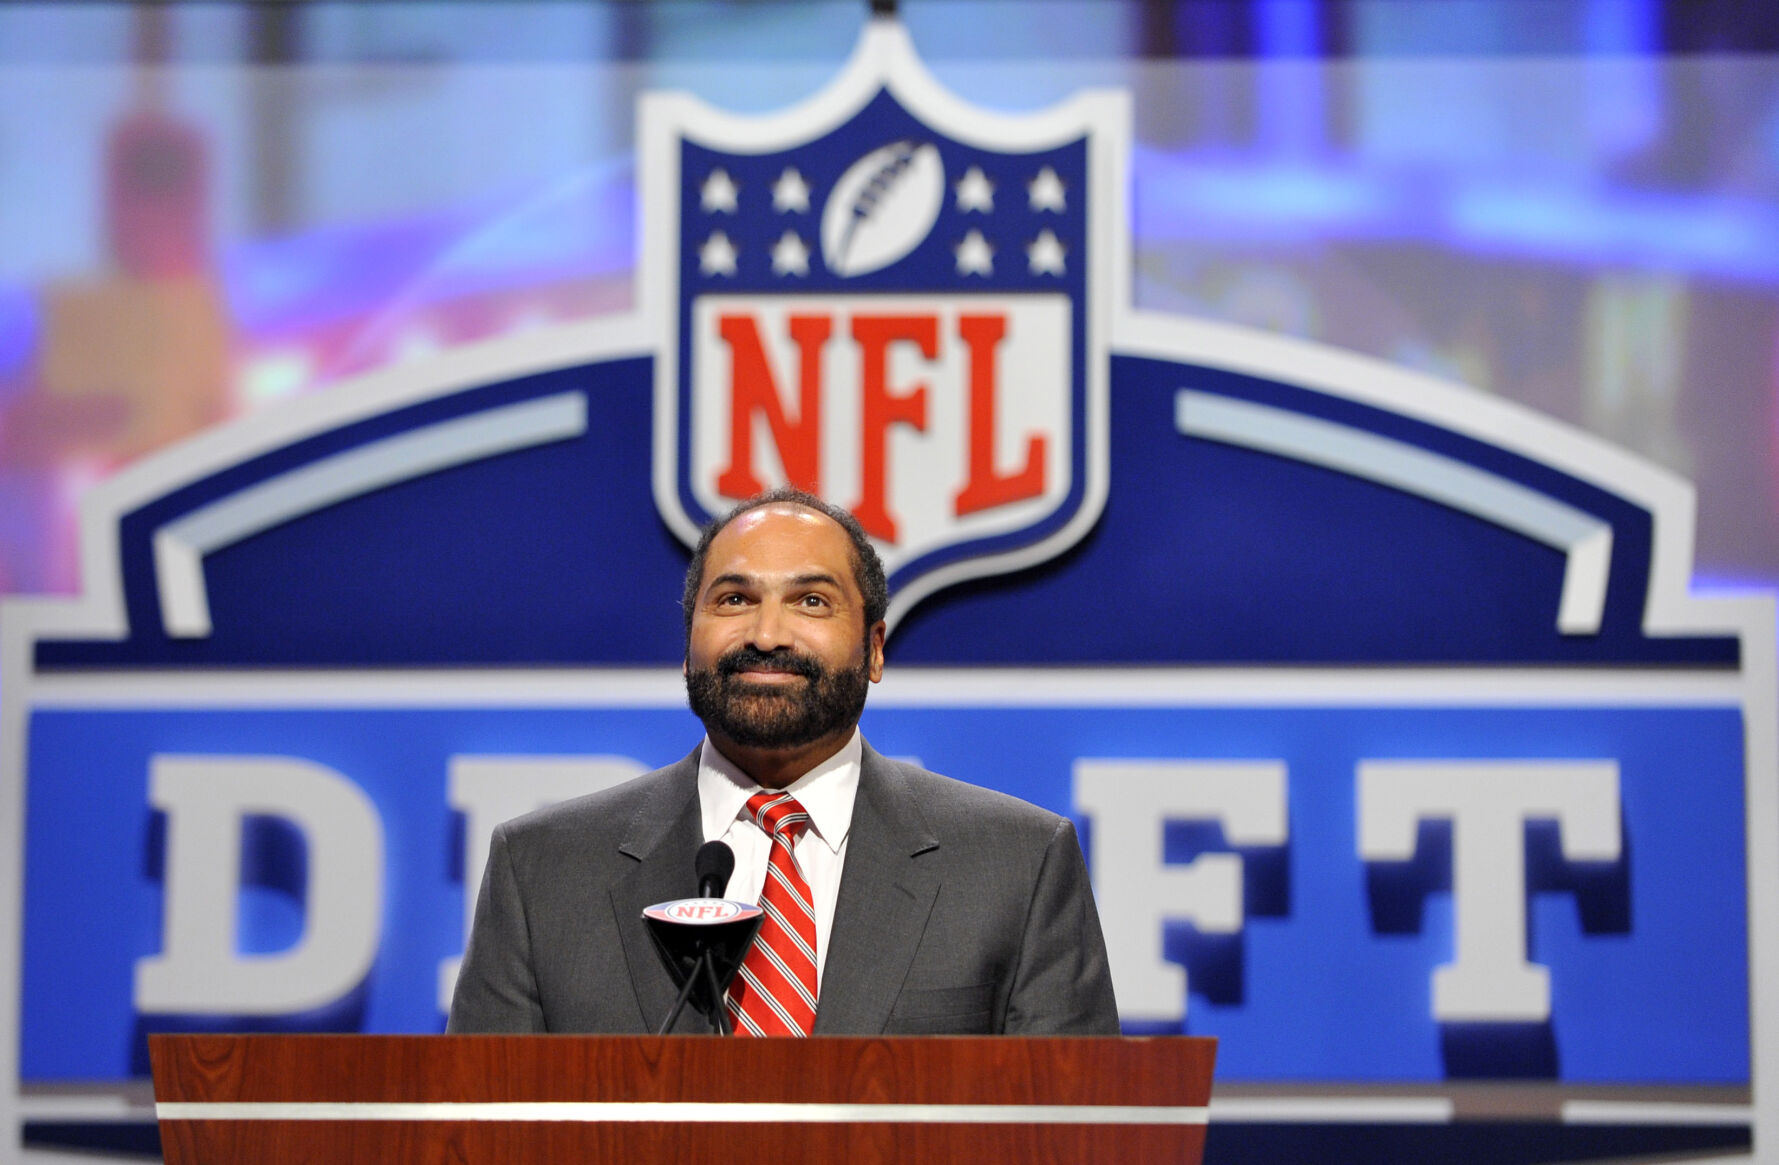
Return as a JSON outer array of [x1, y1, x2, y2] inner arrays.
[[681, 486, 890, 641]]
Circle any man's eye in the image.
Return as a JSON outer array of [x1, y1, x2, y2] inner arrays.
[[800, 594, 831, 608]]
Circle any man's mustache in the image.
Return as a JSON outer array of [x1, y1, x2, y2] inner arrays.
[[716, 646, 822, 681]]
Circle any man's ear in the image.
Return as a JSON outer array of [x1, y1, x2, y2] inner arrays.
[[867, 621, 887, 682]]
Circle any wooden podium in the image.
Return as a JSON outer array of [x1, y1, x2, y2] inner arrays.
[[150, 1034, 1215, 1162]]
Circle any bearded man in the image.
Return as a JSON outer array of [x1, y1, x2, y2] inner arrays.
[[448, 487, 1118, 1036]]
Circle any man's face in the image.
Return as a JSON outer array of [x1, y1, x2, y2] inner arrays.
[[685, 504, 886, 752]]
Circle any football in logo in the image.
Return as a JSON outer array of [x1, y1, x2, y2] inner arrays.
[[821, 140, 944, 276]]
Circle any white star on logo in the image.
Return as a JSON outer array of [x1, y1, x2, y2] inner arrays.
[[1027, 166, 1066, 212], [772, 168, 810, 213], [771, 231, 809, 275], [700, 230, 738, 275], [955, 166, 994, 213], [1026, 229, 1065, 275], [954, 229, 994, 276], [701, 168, 738, 213]]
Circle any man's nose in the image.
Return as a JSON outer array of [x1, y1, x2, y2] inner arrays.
[[745, 599, 795, 650]]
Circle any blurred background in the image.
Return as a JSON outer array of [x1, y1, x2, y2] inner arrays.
[[0, 0, 1776, 607]]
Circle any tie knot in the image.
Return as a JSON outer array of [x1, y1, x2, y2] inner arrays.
[[745, 791, 810, 842]]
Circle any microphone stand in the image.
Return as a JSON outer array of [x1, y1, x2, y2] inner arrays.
[[654, 844, 742, 1035], [656, 939, 733, 1036], [702, 952, 732, 1035]]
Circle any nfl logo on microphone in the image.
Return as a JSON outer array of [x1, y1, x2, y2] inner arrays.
[[644, 53, 1123, 621]]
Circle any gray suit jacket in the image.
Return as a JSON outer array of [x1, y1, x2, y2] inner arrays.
[[447, 741, 1119, 1035]]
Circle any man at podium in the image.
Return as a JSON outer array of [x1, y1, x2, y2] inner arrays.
[[448, 487, 1119, 1036]]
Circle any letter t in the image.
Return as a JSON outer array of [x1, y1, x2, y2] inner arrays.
[[1357, 760, 1621, 1022]]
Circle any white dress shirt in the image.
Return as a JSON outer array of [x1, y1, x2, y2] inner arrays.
[[697, 730, 860, 992]]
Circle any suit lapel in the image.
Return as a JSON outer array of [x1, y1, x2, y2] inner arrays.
[[814, 744, 940, 1035], [610, 749, 707, 1034]]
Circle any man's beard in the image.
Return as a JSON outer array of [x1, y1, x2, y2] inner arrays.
[[686, 643, 870, 750]]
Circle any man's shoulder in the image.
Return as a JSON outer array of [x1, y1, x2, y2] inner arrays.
[[496, 752, 697, 849], [867, 750, 1071, 845]]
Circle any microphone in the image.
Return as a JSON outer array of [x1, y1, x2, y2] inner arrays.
[[695, 840, 734, 900], [649, 840, 754, 1036]]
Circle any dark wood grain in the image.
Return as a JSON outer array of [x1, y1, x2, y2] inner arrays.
[[158, 1119, 1207, 1165], [151, 1035, 1216, 1164], [150, 1034, 1215, 1105]]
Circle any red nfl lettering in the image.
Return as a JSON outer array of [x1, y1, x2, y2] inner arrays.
[[647, 899, 761, 925], [955, 313, 1046, 517], [850, 314, 934, 542], [715, 313, 828, 498], [705, 307, 1053, 546], [658, 900, 744, 922]]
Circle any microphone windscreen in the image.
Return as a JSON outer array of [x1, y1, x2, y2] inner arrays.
[[695, 840, 735, 898]]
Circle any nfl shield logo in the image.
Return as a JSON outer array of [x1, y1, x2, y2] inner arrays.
[[642, 21, 1126, 625]]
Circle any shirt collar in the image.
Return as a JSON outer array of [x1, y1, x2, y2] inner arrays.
[[698, 730, 861, 854]]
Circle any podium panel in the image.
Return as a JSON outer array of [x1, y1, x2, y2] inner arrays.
[[150, 1034, 1215, 1163]]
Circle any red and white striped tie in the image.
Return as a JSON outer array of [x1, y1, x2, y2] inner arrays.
[[728, 791, 819, 1037]]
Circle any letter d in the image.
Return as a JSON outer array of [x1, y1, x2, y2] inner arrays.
[[134, 756, 384, 1015]]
